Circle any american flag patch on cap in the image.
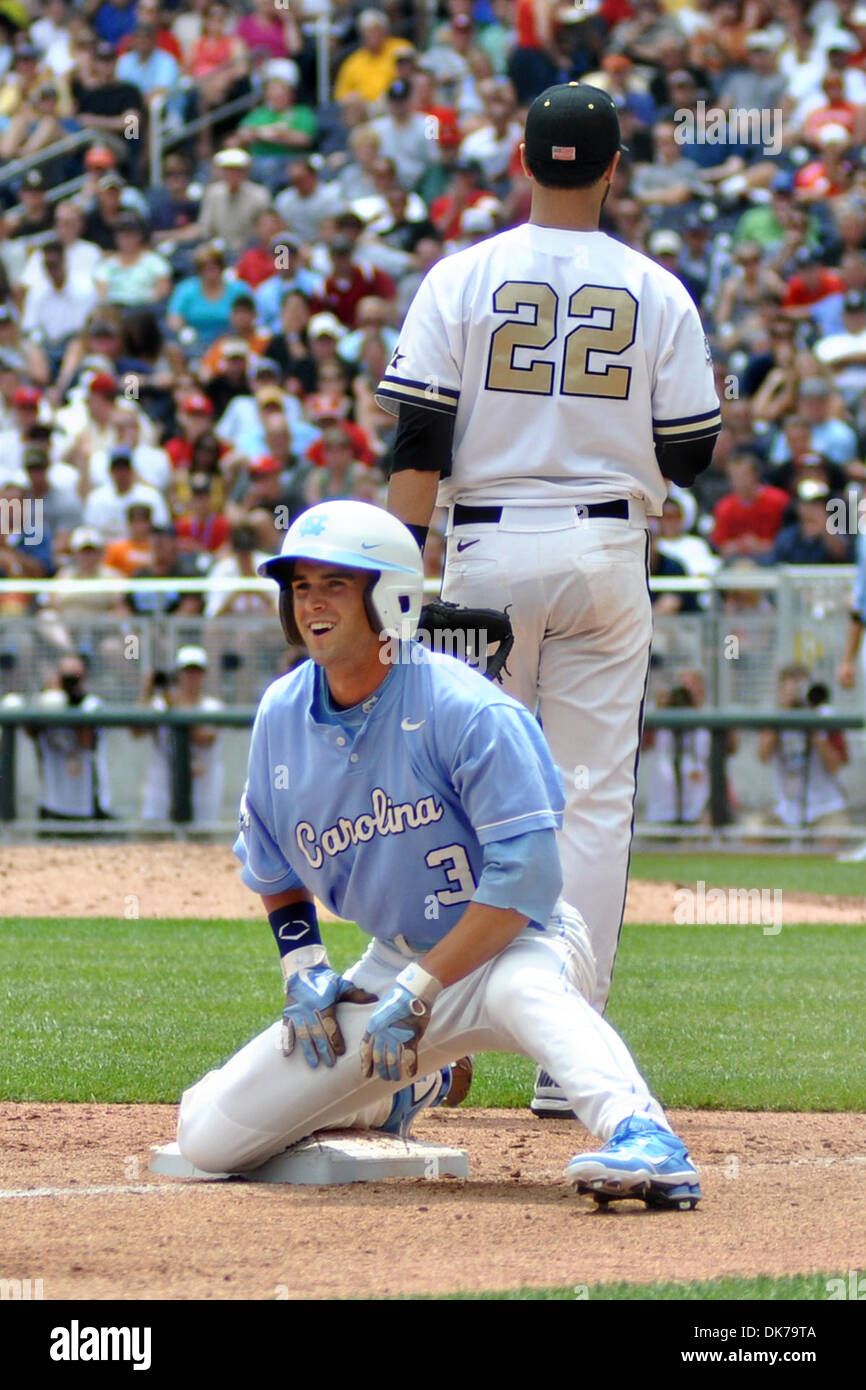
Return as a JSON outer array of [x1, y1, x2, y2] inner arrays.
[[552, 146, 576, 160]]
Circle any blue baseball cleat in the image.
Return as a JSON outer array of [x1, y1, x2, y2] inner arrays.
[[378, 1067, 453, 1139], [565, 1115, 701, 1210]]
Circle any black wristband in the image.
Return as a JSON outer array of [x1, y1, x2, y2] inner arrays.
[[267, 901, 321, 958], [406, 523, 429, 552]]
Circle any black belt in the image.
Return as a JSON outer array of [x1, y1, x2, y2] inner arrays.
[[453, 500, 630, 526]]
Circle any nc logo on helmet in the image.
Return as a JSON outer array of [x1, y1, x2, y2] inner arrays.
[[298, 516, 327, 536]]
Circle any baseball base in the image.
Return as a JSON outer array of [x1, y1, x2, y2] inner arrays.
[[149, 1130, 469, 1184]]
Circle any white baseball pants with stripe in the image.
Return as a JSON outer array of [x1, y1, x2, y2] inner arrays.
[[441, 504, 652, 1010], [177, 902, 667, 1175]]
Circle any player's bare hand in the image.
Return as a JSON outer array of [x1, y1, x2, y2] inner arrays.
[[359, 984, 431, 1083], [282, 964, 377, 1068]]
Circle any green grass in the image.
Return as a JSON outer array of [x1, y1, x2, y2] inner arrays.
[[2, 916, 863, 1109], [632, 852, 866, 897], [413, 1272, 847, 1300]]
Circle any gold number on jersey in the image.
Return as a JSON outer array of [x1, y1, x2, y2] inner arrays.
[[485, 281, 637, 400], [562, 286, 637, 398], [486, 281, 557, 395]]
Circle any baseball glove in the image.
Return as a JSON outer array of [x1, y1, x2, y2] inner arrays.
[[416, 599, 514, 683]]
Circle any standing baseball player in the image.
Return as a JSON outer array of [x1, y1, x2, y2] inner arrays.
[[176, 500, 701, 1210], [377, 83, 720, 1113]]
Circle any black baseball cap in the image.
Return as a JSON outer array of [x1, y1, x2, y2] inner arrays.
[[524, 82, 626, 188]]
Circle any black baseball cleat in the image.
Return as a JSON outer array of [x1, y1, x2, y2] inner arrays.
[[530, 1068, 576, 1119]]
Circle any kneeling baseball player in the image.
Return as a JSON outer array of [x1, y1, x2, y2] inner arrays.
[[177, 502, 700, 1209]]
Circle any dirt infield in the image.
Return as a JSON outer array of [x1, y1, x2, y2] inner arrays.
[[3, 846, 863, 1298], [2, 1104, 864, 1299], [2, 844, 864, 923]]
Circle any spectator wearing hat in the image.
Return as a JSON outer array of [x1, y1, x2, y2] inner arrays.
[[334, 9, 414, 104], [121, 522, 208, 619], [312, 234, 397, 329], [254, 236, 324, 335], [794, 122, 857, 203], [147, 153, 202, 259], [718, 30, 789, 115], [764, 479, 852, 565], [165, 394, 217, 473], [6, 171, 54, 241], [767, 376, 858, 470], [814, 288, 866, 415], [175, 472, 231, 556], [714, 241, 787, 352], [0, 41, 47, 120], [199, 293, 270, 381], [656, 488, 721, 587], [82, 448, 170, 539], [199, 338, 254, 418], [197, 149, 270, 255], [303, 393, 376, 467], [216, 378, 317, 462], [138, 644, 225, 824], [237, 451, 309, 542], [28, 652, 112, 821], [369, 79, 434, 191], [756, 662, 849, 838], [0, 473, 55, 579], [21, 443, 82, 552], [166, 243, 252, 350], [0, 76, 78, 164], [303, 426, 370, 506], [272, 159, 343, 247], [19, 244, 95, 372], [422, 10, 483, 106], [260, 292, 316, 392], [733, 171, 822, 256], [712, 455, 791, 560], [81, 173, 132, 251], [335, 295, 399, 367], [42, 527, 120, 629], [236, 63, 317, 192], [71, 39, 143, 151]]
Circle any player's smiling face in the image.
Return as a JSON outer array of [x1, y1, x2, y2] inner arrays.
[[291, 560, 381, 674]]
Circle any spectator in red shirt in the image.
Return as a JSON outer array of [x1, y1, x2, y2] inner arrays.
[[303, 393, 376, 467], [784, 251, 846, 312], [430, 158, 495, 241], [175, 472, 231, 555], [165, 392, 216, 470], [712, 455, 791, 559], [235, 209, 287, 289], [312, 236, 397, 328]]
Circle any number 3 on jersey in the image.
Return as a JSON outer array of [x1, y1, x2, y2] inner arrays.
[[426, 843, 476, 905], [486, 280, 637, 400]]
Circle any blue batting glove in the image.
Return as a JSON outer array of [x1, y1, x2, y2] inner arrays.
[[283, 964, 376, 1069], [359, 984, 431, 1083]]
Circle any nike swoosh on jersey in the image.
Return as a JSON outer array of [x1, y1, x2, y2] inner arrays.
[[401, 717, 426, 731], [361, 542, 381, 550], [456, 539, 480, 552], [278, 922, 313, 941]]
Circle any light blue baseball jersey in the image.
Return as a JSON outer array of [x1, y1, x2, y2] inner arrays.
[[234, 643, 565, 950]]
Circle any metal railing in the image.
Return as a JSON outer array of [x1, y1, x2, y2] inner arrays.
[[1, 703, 861, 835]]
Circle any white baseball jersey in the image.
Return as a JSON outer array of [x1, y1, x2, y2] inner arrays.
[[375, 223, 721, 514]]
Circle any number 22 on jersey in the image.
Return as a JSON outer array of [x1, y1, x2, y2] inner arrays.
[[485, 280, 637, 400]]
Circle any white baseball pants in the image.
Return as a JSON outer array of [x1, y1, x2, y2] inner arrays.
[[177, 902, 667, 1175], [441, 505, 652, 1009]]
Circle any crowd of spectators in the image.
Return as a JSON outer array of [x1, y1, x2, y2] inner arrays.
[[1, 0, 865, 674]]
